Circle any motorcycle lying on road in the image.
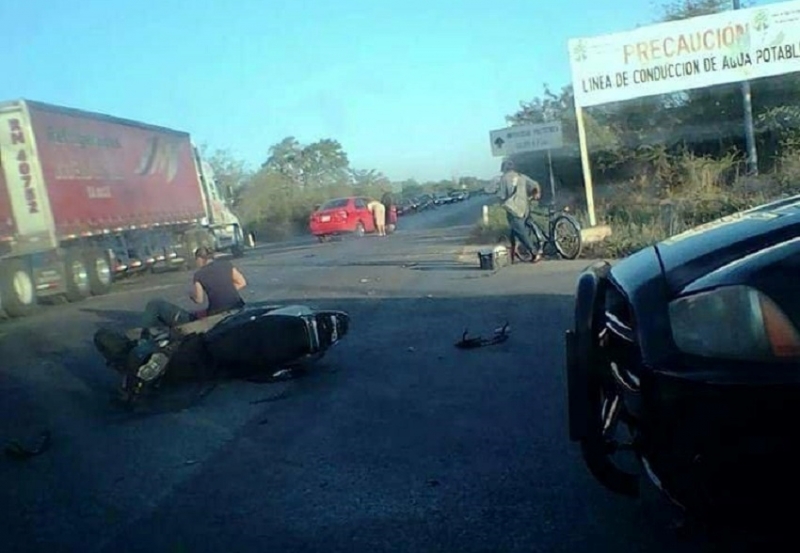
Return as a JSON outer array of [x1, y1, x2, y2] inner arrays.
[[93, 303, 350, 406]]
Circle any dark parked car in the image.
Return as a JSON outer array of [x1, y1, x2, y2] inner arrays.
[[397, 198, 414, 216], [565, 194, 800, 527]]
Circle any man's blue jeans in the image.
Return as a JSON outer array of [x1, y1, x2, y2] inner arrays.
[[507, 212, 543, 255], [142, 298, 196, 329]]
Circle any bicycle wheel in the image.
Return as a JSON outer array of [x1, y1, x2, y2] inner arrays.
[[553, 214, 583, 259]]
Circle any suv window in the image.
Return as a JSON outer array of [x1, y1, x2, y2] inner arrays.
[[354, 198, 367, 209]]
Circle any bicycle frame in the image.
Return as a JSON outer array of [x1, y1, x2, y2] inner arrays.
[[525, 203, 558, 246], [512, 201, 583, 261]]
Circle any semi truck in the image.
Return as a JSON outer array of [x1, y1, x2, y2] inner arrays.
[[0, 99, 247, 319]]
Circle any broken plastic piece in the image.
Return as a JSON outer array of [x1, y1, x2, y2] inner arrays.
[[455, 322, 511, 349], [4, 430, 52, 460]]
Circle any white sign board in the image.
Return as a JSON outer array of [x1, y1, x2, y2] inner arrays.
[[489, 122, 563, 157], [568, 0, 800, 108]]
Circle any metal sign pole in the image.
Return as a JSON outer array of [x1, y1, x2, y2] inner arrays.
[[547, 149, 556, 203]]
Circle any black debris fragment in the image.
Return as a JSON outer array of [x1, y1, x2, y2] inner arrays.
[[4, 430, 52, 460], [455, 322, 511, 349]]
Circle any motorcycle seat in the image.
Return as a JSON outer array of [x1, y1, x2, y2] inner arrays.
[[124, 308, 242, 341]]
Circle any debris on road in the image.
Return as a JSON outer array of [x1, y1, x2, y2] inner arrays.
[[4, 430, 52, 460], [477, 245, 510, 271], [455, 323, 511, 349], [250, 389, 291, 404]]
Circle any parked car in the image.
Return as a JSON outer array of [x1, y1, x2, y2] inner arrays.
[[565, 194, 800, 527], [309, 197, 376, 241], [433, 193, 451, 206], [417, 194, 435, 210], [397, 199, 414, 216]]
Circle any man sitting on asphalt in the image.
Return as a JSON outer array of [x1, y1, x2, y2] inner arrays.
[[134, 246, 248, 381]]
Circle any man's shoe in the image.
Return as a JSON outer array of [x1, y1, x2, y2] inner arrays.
[[136, 352, 169, 382]]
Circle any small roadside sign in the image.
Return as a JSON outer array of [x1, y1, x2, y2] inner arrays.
[[489, 122, 563, 157]]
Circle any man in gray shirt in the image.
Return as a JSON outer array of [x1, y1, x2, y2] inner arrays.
[[496, 159, 544, 263]]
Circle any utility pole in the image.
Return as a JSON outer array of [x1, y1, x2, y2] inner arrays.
[[733, 0, 758, 175]]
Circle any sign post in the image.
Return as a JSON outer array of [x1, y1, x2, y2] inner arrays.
[[574, 106, 597, 226], [567, 0, 800, 216], [547, 149, 556, 202]]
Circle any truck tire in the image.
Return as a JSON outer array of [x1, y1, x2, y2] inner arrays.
[[0, 260, 36, 318], [84, 249, 113, 296], [231, 226, 245, 258], [64, 248, 92, 302], [181, 233, 200, 271]]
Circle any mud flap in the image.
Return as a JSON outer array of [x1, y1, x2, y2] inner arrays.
[[569, 261, 640, 498], [94, 327, 136, 368], [566, 261, 611, 442], [565, 329, 587, 441]]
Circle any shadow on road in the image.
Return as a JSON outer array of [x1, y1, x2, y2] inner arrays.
[[79, 307, 142, 328], [334, 259, 478, 272], [0, 291, 789, 553]]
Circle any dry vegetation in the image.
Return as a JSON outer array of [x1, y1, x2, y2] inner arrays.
[[471, 144, 800, 258]]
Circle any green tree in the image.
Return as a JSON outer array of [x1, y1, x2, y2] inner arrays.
[[260, 137, 352, 188], [658, 0, 740, 21], [300, 138, 350, 187], [352, 168, 391, 188], [199, 146, 251, 205]]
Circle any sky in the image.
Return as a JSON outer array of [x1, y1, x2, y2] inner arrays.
[[0, 0, 783, 182]]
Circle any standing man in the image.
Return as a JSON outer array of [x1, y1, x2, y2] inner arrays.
[[496, 159, 544, 263], [367, 199, 387, 236], [381, 190, 397, 233]]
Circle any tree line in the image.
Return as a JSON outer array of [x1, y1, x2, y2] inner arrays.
[[207, 0, 800, 244], [203, 138, 491, 242], [505, 0, 800, 206]]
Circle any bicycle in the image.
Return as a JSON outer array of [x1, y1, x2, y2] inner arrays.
[[508, 201, 583, 261]]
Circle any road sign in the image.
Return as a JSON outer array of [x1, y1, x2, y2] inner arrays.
[[489, 122, 563, 157], [568, 0, 800, 108]]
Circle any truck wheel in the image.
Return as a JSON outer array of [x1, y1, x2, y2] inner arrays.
[[84, 249, 113, 296], [231, 226, 245, 258], [64, 248, 92, 302], [182, 234, 200, 270], [0, 260, 36, 318]]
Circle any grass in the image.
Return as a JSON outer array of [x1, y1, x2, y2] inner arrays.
[[469, 149, 800, 259]]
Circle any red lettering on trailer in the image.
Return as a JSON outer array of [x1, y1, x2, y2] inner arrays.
[[8, 119, 39, 213], [9, 118, 25, 145]]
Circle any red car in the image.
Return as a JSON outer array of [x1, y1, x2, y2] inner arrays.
[[309, 197, 377, 241]]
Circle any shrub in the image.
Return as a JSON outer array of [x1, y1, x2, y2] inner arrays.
[[473, 147, 800, 259]]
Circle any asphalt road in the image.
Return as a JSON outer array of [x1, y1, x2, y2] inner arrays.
[[0, 197, 758, 552]]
